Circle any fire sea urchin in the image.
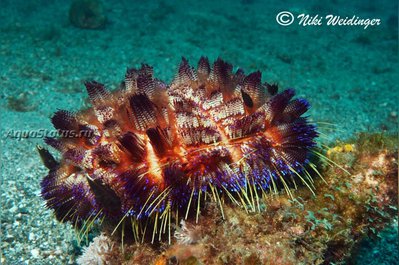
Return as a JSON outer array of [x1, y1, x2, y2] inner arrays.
[[38, 57, 319, 243]]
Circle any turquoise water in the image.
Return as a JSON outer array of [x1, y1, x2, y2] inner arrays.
[[0, 0, 397, 264]]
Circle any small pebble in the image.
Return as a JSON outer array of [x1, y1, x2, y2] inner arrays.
[[54, 247, 62, 255], [9, 206, 17, 213], [29, 232, 36, 241], [30, 248, 40, 258]]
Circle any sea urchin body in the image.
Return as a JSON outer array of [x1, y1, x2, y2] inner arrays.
[[38, 57, 318, 242]]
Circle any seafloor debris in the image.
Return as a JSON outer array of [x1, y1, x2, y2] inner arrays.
[[77, 133, 398, 265], [69, 0, 106, 29], [7, 92, 37, 112]]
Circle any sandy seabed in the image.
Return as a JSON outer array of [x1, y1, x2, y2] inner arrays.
[[0, 0, 397, 264]]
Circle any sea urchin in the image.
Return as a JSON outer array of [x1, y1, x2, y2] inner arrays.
[[38, 57, 318, 243]]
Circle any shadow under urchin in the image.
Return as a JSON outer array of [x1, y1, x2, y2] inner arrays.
[[37, 57, 319, 243]]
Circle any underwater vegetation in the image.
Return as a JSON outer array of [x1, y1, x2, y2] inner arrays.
[[76, 132, 398, 265], [38, 57, 320, 245]]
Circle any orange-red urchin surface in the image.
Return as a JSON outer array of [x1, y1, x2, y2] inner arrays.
[[38, 57, 319, 243]]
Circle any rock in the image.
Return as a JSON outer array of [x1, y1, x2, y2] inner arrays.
[[79, 133, 397, 265], [69, 0, 106, 29]]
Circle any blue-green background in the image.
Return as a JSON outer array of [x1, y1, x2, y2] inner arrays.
[[0, 0, 397, 264]]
